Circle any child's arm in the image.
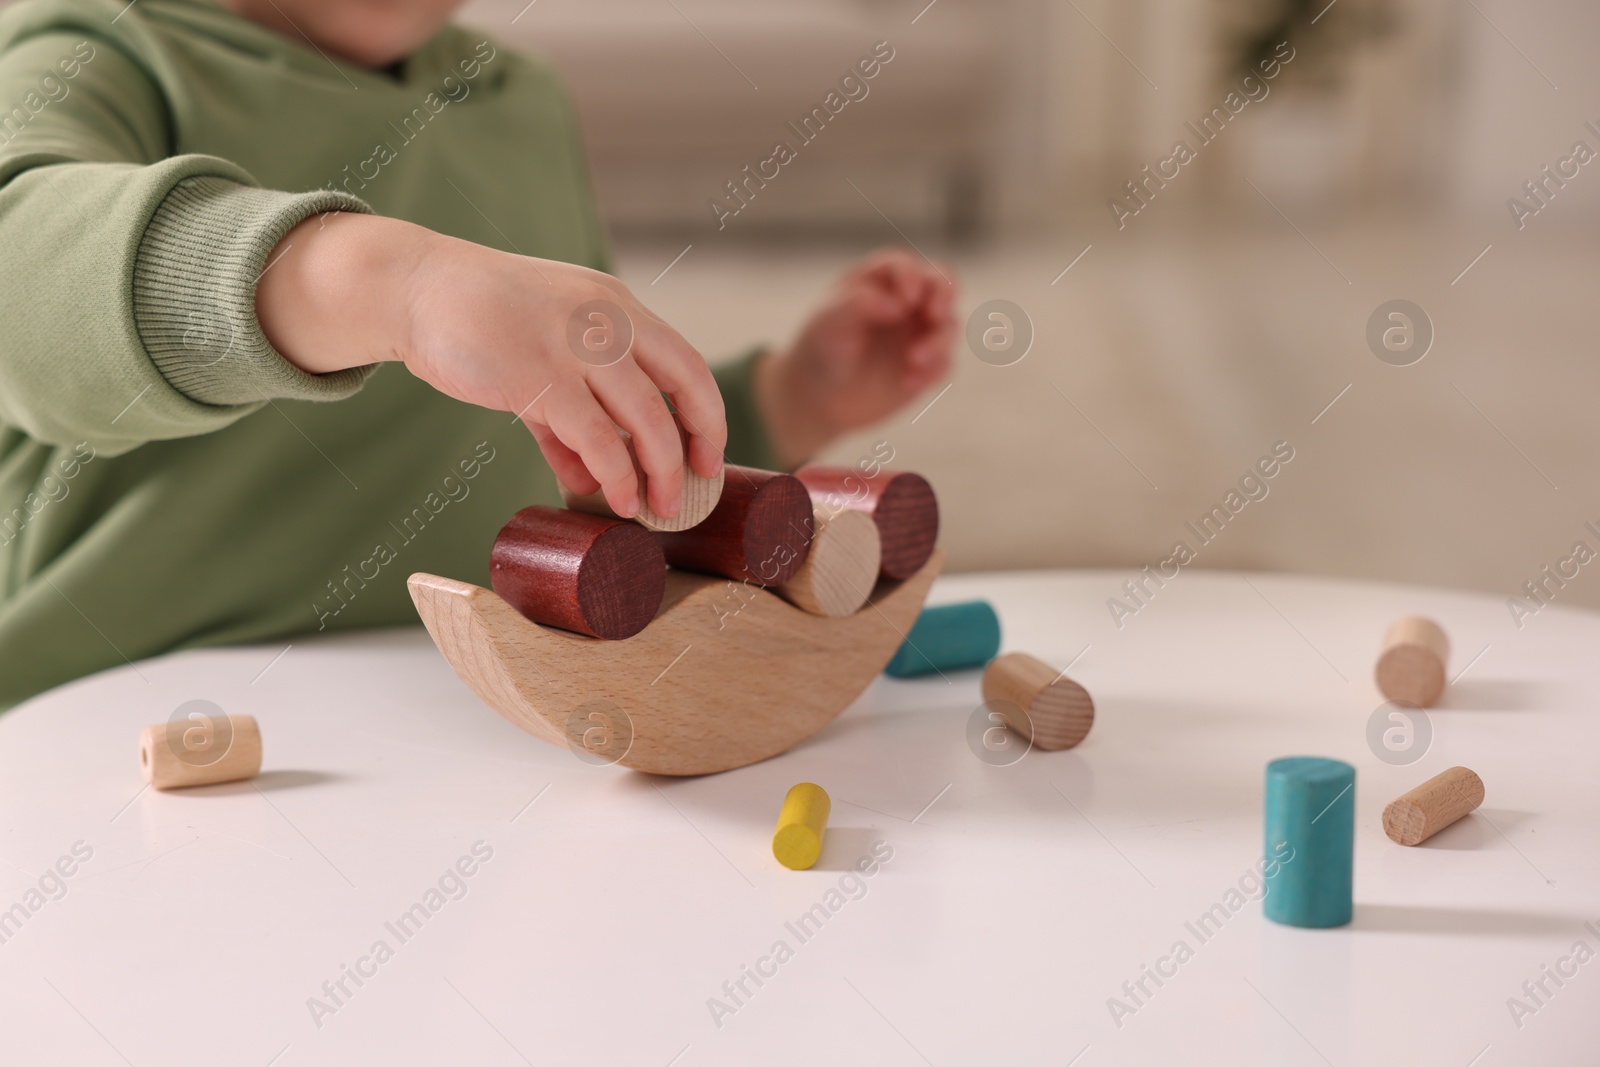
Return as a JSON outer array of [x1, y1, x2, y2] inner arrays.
[[0, 30, 724, 518], [253, 211, 724, 520], [0, 33, 373, 455], [754, 250, 956, 468]]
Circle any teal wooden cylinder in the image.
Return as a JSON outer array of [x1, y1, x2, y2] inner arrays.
[[883, 600, 1001, 678], [1263, 757, 1354, 928]]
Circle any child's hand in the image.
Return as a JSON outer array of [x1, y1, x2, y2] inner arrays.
[[755, 249, 956, 468], [257, 213, 725, 519]]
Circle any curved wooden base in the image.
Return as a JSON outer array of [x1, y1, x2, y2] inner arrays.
[[408, 550, 944, 775]]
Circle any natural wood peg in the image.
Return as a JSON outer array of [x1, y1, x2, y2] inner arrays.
[[140, 711, 262, 790], [981, 652, 1094, 750], [657, 465, 813, 587], [776, 505, 881, 617], [1376, 616, 1449, 707], [1382, 766, 1484, 846], [490, 506, 665, 639], [796, 467, 939, 580], [560, 418, 724, 532]]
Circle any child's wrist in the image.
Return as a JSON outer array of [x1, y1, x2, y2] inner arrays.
[[256, 212, 433, 375], [754, 348, 837, 469]]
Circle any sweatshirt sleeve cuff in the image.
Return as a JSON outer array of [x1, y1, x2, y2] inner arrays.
[[711, 346, 783, 473], [132, 176, 376, 407]]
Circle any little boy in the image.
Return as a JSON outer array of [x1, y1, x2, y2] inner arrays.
[[0, 0, 953, 708]]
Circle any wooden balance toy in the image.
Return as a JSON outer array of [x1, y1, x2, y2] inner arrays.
[[407, 464, 943, 776]]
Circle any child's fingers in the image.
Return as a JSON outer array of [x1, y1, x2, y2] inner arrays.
[[588, 363, 685, 519], [900, 264, 945, 334], [630, 322, 727, 480], [845, 282, 906, 325], [867, 251, 957, 322], [861, 249, 929, 305], [923, 260, 957, 318], [902, 362, 947, 399], [526, 422, 601, 496], [907, 322, 953, 373], [925, 268, 957, 325], [684, 431, 724, 483], [542, 384, 642, 517]]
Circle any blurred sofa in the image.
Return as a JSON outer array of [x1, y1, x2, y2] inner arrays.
[[459, 0, 1008, 235]]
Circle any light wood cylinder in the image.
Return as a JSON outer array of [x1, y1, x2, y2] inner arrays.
[[1375, 616, 1449, 707], [776, 506, 881, 617], [140, 713, 262, 790], [560, 418, 724, 532], [1382, 766, 1484, 846], [980, 652, 1094, 750]]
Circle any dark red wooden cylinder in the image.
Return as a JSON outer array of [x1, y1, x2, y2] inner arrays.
[[490, 506, 665, 639], [795, 467, 939, 580], [656, 465, 813, 586]]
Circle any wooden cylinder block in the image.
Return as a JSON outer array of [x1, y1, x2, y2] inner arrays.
[[656, 465, 813, 587], [883, 600, 1001, 678], [776, 506, 881, 617], [1382, 766, 1484, 846], [981, 652, 1094, 750], [1263, 757, 1354, 929], [560, 418, 724, 532], [490, 506, 665, 639], [140, 712, 262, 790], [796, 467, 939, 580], [1376, 616, 1449, 708], [772, 782, 830, 870]]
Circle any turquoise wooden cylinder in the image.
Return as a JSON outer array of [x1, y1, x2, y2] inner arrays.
[[1263, 757, 1354, 928], [883, 600, 1001, 678]]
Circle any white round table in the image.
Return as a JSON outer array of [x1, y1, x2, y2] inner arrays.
[[0, 570, 1594, 1066]]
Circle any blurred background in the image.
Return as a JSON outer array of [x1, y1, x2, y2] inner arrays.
[[449, 0, 1600, 610]]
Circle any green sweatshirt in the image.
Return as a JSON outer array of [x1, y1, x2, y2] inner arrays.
[[0, 0, 776, 710]]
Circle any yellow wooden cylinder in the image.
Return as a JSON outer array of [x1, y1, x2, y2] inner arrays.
[[772, 782, 830, 870]]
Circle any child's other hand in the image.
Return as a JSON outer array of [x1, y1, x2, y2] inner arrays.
[[755, 249, 955, 469], [258, 214, 725, 520]]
